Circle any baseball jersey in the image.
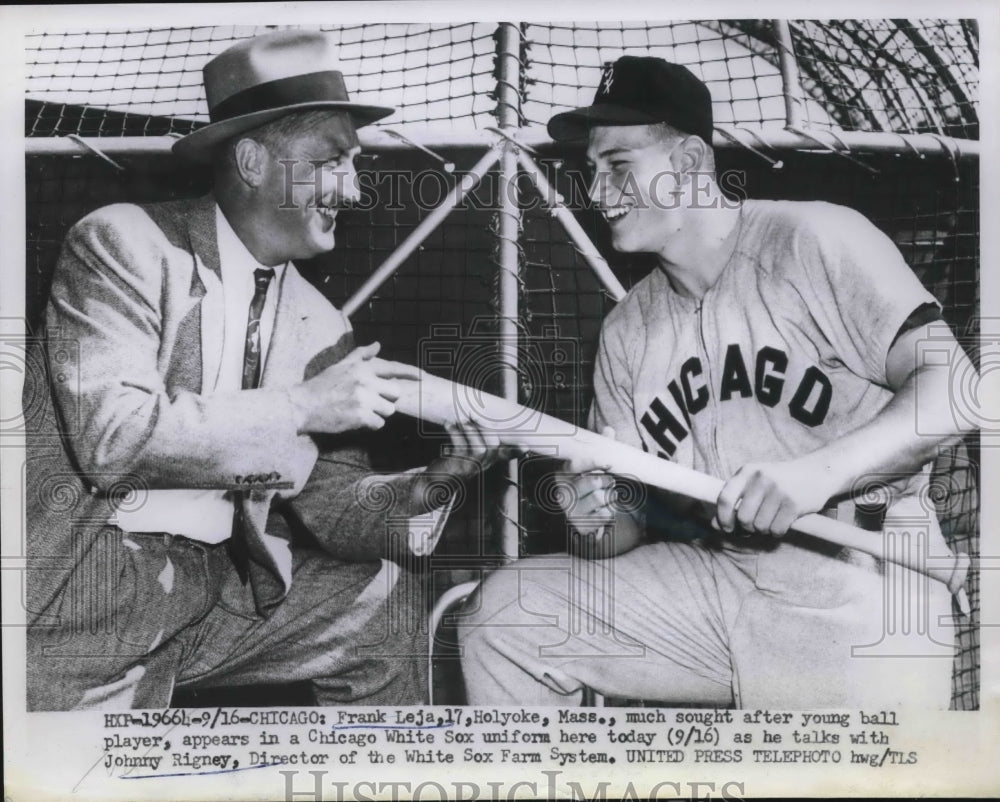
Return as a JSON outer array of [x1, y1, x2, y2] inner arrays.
[[590, 199, 940, 526]]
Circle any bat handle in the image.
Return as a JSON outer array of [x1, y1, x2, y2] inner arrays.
[[789, 510, 970, 599]]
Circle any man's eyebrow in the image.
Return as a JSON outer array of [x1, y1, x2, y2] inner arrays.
[[586, 146, 632, 165], [597, 147, 632, 159], [320, 144, 361, 163]]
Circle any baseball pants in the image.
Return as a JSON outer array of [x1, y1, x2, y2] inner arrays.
[[458, 532, 955, 708]]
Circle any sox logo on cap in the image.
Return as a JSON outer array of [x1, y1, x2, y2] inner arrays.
[[598, 62, 615, 94]]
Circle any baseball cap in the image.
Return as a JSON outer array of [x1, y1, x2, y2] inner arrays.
[[547, 56, 713, 144]]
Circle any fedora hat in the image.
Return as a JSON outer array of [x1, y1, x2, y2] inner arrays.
[[173, 30, 394, 162]]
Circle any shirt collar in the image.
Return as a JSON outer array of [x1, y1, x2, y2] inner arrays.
[[214, 203, 288, 286]]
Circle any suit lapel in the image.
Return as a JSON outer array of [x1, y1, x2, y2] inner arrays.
[[155, 195, 218, 396], [185, 196, 226, 394], [259, 265, 313, 389]]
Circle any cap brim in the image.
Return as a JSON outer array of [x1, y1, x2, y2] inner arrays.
[[172, 102, 395, 162], [547, 104, 664, 142]]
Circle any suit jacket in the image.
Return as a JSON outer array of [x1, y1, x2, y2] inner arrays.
[[25, 194, 427, 626]]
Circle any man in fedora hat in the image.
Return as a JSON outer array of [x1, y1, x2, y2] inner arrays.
[[25, 30, 501, 710], [459, 56, 974, 707]]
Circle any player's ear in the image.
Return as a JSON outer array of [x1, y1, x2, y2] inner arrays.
[[678, 136, 710, 178]]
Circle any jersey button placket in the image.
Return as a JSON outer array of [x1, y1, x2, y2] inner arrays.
[[696, 296, 726, 479]]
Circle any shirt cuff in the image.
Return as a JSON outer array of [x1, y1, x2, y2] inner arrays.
[[406, 496, 455, 557], [395, 467, 457, 557]]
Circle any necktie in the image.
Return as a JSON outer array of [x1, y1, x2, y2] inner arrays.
[[242, 268, 275, 390], [230, 267, 275, 584]]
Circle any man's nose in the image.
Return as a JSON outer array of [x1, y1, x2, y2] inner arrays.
[[587, 170, 607, 205], [331, 163, 362, 206]]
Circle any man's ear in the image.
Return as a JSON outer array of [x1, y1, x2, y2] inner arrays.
[[233, 138, 268, 188]]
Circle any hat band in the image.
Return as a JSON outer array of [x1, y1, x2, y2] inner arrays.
[[210, 71, 350, 123]]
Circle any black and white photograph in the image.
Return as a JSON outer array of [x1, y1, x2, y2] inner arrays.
[[3, 2, 997, 799]]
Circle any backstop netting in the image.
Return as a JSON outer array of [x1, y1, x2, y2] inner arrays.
[[24, 20, 980, 709]]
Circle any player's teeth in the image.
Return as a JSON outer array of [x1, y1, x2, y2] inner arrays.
[[604, 206, 630, 221]]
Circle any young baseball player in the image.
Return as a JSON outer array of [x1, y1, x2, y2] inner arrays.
[[458, 56, 976, 707]]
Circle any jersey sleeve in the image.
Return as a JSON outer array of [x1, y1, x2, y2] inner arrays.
[[788, 203, 940, 387], [587, 309, 645, 448]]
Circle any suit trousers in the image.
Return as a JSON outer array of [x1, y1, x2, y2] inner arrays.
[[27, 527, 428, 710], [457, 537, 955, 708]]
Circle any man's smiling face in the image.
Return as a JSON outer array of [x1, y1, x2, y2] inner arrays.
[[585, 124, 687, 255], [256, 111, 362, 262]]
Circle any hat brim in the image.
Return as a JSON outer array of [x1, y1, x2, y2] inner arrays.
[[547, 104, 664, 142], [172, 102, 395, 162]]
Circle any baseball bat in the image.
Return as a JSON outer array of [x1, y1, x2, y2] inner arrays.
[[395, 370, 971, 607]]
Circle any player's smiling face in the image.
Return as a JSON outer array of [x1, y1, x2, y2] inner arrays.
[[586, 124, 686, 254], [257, 112, 362, 262]]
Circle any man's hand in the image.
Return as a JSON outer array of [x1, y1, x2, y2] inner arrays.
[[556, 427, 644, 558], [428, 420, 510, 481], [713, 322, 980, 539], [557, 426, 618, 537], [410, 420, 514, 514], [289, 342, 421, 434], [713, 456, 837, 537]]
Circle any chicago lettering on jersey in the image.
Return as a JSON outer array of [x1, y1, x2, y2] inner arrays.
[[640, 343, 832, 457]]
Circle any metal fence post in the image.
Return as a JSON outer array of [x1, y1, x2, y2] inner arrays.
[[495, 22, 523, 561], [774, 19, 805, 129]]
